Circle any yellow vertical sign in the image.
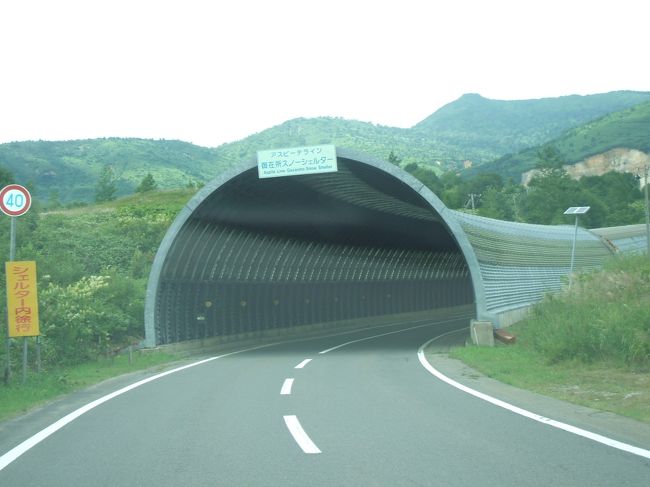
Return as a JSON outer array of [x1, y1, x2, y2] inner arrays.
[[6, 261, 40, 337]]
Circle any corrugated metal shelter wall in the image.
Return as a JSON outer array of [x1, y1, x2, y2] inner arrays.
[[146, 148, 638, 346], [154, 225, 471, 345], [451, 211, 615, 317], [591, 224, 649, 255], [147, 153, 477, 346]]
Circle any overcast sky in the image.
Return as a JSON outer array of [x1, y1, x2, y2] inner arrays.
[[1, 0, 649, 148]]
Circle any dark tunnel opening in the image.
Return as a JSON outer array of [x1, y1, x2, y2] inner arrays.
[[152, 157, 475, 345]]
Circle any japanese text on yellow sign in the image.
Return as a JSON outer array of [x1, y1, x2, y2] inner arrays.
[[6, 261, 40, 337]]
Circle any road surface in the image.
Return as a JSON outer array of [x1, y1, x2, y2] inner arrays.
[[1, 313, 649, 486]]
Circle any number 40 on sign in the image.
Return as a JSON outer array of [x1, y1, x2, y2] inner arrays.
[[0, 184, 32, 217]]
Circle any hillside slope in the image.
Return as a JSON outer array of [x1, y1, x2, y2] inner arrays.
[[0, 138, 227, 203], [2, 91, 648, 204], [475, 100, 650, 181], [414, 91, 650, 161]]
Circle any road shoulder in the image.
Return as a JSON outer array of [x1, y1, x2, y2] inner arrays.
[[424, 349, 650, 451]]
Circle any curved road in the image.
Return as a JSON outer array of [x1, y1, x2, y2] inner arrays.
[[1, 314, 649, 486]]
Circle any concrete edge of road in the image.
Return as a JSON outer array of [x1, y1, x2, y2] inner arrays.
[[422, 347, 650, 453]]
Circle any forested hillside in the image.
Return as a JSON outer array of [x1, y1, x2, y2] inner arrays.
[[414, 91, 650, 158], [0, 139, 226, 203], [475, 100, 650, 180], [1, 90, 648, 205]]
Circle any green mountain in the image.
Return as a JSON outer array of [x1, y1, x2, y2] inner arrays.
[[473, 100, 650, 180], [0, 138, 229, 203], [209, 117, 461, 169], [217, 91, 650, 170], [1, 90, 648, 204], [413, 91, 650, 161]]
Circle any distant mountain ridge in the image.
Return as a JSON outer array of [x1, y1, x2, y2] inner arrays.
[[473, 99, 650, 180], [0, 138, 227, 203], [1, 90, 648, 203], [413, 91, 650, 159]]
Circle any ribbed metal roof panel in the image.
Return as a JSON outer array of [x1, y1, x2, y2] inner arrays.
[[450, 210, 614, 314]]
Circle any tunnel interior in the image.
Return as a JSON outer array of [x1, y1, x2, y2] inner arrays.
[[153, 156, 475, 344]]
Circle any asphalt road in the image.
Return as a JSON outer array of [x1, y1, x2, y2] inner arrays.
[[1, 314, 649, 486]]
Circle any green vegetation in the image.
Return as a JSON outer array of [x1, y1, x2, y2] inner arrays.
[[415, 91, 650, 167], [519, 165, 643, 228], [401, 148, 645, 228], [0, 351, 180, 422], [2, 91, 649, 206], [0, 138, 227, 204], [0, 90, 648, 421], [94, 164, 118, 202], [0, 189, 194, 378], [135, 173, 158, 193], [451, 255, 650, 422], [479, 100, 650, 180], [1, 189, 197, 418], [523, 256, 650, 366]]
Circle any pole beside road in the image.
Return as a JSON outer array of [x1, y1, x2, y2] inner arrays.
[[2, 184, 36, 385]]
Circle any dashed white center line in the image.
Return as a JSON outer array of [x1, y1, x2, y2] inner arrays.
[[283, 415, 321, 454], [280, 378, 294, 395], [294, 358, 312, 369]]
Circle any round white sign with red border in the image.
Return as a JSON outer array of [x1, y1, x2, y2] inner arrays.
[[0, 184, 32, 217]]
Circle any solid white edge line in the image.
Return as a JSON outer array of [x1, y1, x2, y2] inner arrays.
[[0, 341, 284, 472], [283, 415, 321, 454], [319, 317, 463, 354], [417, 336, 650, 460], [295, 358, 312, 369], [0, 314, 471, 471], [280, 378, 294, 395]]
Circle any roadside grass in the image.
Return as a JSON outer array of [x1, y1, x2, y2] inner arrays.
[[0, 351, 180, 422], [450, 255, 650, 424], [450, 331, 650, 423]]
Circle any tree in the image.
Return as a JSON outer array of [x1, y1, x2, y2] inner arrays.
[[135, 173, 157, 193], [388, 150, 402, 166], [47, 190, 62, 210], [580, 172, 644, 226], [0, 164, 14, 187], [409, 165, 443, 195], [95, 165, 117, 203], [465, 172, 504, 195], [521, 173, 571, 224], [535, 145, 565, 173], [478, 182, 524, 221]]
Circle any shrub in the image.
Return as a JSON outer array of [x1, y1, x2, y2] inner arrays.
[[39, 274, 145, 366], [522, 256, 650, 367]]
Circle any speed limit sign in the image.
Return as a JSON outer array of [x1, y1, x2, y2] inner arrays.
[[0, 184, 32, 217]]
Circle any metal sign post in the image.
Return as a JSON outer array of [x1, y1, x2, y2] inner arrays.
[[1, 184, 34, 384], [644, 162, 650, 259], [564, 206, 590, 289]]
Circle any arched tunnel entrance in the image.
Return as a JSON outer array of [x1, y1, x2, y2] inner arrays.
[[144, 149, 482, 346]]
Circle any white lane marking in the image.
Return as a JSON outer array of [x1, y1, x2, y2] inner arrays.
[[283, 415, 321, 454], [417, 334, 650, 460], [295, 358, 312, 369], [319, 318, 463, 354], [0, 314, 471, 471], [281, 378, 295, 395], [0, 341, 285, 472]]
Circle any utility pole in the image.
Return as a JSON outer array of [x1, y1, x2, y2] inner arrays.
[[512, 193, 520, 221], [643, 162, 650, 258], [466, 193, 480, 211]]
